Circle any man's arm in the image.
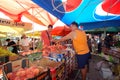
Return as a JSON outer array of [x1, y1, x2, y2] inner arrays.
[[7, 41, 16, 47], [57, 31, 76, 42]]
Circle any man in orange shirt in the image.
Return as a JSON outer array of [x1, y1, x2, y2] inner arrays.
[[54, 22, 91, 80], [41, 25, 53, 46]]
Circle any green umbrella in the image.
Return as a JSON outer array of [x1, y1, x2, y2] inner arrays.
[[86, 27, 120, 33]]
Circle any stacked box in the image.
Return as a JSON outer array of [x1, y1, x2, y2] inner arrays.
[[70, 55, 76, 70], [64, 59, 70, 79], [64, 50, 77, 79], [50, 63, 65, 80]]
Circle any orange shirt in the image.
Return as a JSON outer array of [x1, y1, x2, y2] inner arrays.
[[73, 30, 89, 55], [41, 30, 52, 46]]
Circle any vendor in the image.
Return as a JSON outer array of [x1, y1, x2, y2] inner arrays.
[[41, 24, 53, 46], [6, 38, 18, 54], [53, 22, 91, 80], [20, 34, 30, 51]]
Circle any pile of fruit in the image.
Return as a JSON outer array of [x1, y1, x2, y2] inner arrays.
[[31, 58, 62, 68], [7, 66, 40, 80], [20, 49, 41, 56], [0, 47, 17, 57], [42, 44, 66, 57]]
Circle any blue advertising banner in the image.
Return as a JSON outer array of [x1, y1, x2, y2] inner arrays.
[[32, 0, 120, 29]]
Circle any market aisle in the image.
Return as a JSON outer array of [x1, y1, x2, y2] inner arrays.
[[68, 55, 105, 80], [86, 55, 104, 80]]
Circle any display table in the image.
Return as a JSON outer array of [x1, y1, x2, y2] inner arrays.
[[29, 49, 76, 80], [103, 47, 120, 59], [1, 47, 77, 80], [102, 47, 120, 63]]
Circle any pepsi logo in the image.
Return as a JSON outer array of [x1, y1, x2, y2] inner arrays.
[[102, 0, 120, 15], [52, 0, 82, 13], [93, 0, 120, 21]]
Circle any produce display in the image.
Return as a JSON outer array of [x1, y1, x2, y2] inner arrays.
[[0, 47, 17, 57], [114, 41, 120, 48], [19, 49, 41, 56], [42, 44, 66, 57], [104, 47, 120, 59], [7, 66, 41, 80], [30, 57, 62, 68], [0, 42, 76, 80]]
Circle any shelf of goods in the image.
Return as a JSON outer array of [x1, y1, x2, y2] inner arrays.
[[102, 47, 120, 79]]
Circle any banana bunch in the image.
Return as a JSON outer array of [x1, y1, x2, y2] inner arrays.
[[0, 47, 16, 57]]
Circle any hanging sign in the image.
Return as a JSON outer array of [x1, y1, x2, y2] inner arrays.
[[0, 18, 32, 30]]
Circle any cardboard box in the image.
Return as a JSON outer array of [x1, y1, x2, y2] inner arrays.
[[3, 58, 51, 80], [3, 58, 29, 80], [99, 67, 113, 79]]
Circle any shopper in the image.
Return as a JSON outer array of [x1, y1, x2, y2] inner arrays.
[[6, 38, 18, 54], [16, 39, 20, 51], [53, 22, 91, 80], [87, 34, 92, 53], [20, 34, 30, 51], [104, 34, 113, 49], [41, 24, 53, 46]]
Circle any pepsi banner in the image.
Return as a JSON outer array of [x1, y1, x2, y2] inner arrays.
[[32, 0, 120, 29]]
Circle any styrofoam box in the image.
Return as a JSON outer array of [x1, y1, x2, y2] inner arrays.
[[99, 67, 113, 79]]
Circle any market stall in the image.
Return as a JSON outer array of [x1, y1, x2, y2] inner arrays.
[[0, 42, 77, 80]]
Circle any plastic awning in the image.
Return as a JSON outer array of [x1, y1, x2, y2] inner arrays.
[[0, 0, 58, 26], [32, 0, 120, 30], [0, 0, 120, 30]]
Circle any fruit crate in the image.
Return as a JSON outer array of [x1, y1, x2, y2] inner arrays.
[[2, 58, 51, 80], [2, 58, 29, 80]]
